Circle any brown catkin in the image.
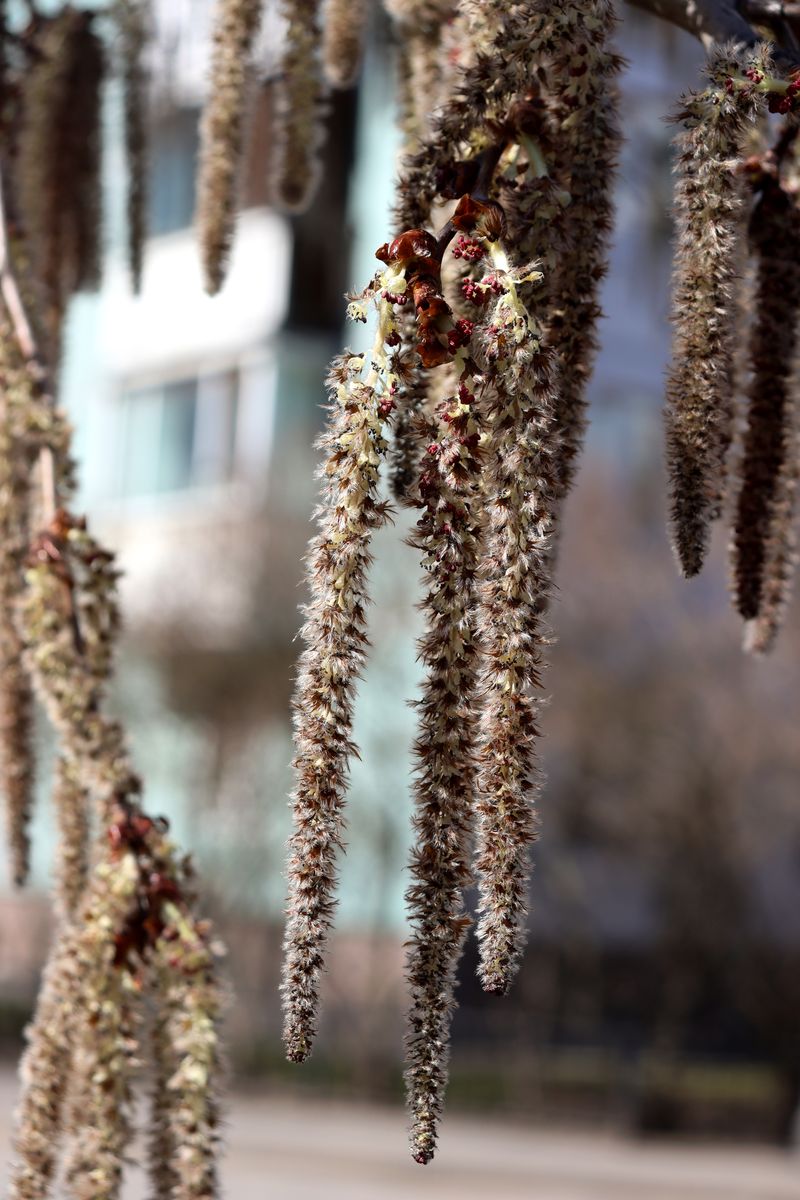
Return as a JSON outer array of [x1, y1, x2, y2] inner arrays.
[[53, 756, 90, 921], [270, 0, 327, 212], [152, 933, 225, 1200], [118, 0, 150, 293], [0, 653, 34, 888], [62, 956, 138, 1200], [389, 311, 429, 504], [543, 0, 622, 518], [472, 264, 561, 995], [404, 375, 483, 1165], [731, 175, 800, 630], [665, 50, 765, 577], [148, 1004, 179, 1200], [197, 0, 263, 295], [17, 8, 104, 348], [744, 433, 799, 653], [386, 0, 454, 154], [322, 0, 368, 89], [395, 1, 561, 231], [282, 353, 393, 1063], [13, 515, 226, 1200], [10, 941, 75, 1200], [0, 328, 36, 889]]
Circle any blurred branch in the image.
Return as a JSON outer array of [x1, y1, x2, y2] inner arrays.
[[625, 0, 800, 61]]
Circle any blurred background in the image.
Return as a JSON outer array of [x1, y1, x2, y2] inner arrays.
[[1, 3, 800, 1196]]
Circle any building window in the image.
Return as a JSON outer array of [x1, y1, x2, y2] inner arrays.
[[148, 108, 200, 236], [117, 369, 239, 498]]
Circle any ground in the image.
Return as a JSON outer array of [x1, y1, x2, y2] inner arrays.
[[0, 1072, 797, 1199]]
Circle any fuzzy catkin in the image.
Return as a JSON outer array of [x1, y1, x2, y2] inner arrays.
[[13, 519, 225, 1200], [744, 431, 799, 653], [0, 326, 41, 889], [197, 0, 263, 295], [0, 455, 34, 888], [0, 647, 34, 887], [389, 311, 430, 504], [395, 0, 555, 231], [118, 0, 150, 293], [148, 1005, 179, 1200], [11, 941, 75, 1200], [665, 51, 765, 578], [17, 9, 104, 352], [405, 378, 483, 1165], [472, 278, 560, 995], [53, 756, 90, 921], [731, 177, 800, 630], [322, 0, 368, 89], [386, 0, 455, 153], [62, 934, 138, 1200], [282, 353, 393, 1063], [544, 0, 622, 515], [270, 0, 327, 212], [153, 930, 225, 1200]]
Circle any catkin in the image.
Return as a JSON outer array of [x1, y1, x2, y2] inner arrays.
[[17, 9, 104, 352], [62, 929, 138, 1200], [0, 327, 39, 889], [472, 272, 560, 995], [197, 0, 263, 294], [148, 1004, 179, 1200], [396, 1, 548, 230], [665, 50, 765, 577], [53, 756, 90, 921], [282, 353, 393, 1063], [118, 0, 150, 293], [405, 377, 483, 1165], [10, 941, 75, 1200], [151, 929, 226, 1200], [322, 0, 368, 89], [270, 0, 327, 212], [544, 0, 622, 516], [731, 175, 800, 632]]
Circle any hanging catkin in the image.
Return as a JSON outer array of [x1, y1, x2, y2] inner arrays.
[[665, 49, 766, 577], [282, 271, 406, 1062], [471, 253, 561, 995], [17, 8, 104, 351], [405, 372, 483, 1165], [52, 756, 89, 921], [197, 0, 263, 295], [731, 173, 800, 634], [11, 939, 74, 1200], [269, 0, 327, 212], [322, 0, 369, 89], [118, 0, 150, 293], [10, 472, 225, 1200], [148, 1002, 179, 1200], [385, 0, 455, 154], [0, 446, 34, 887], [544, 0, 622, 515]]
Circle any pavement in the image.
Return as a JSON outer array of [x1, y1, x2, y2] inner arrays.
[[0, 1071, 797, 1199]]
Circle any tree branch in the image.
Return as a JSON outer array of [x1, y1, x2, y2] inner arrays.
[[625, 0, 800, 62], [626, 0, 757, 47]]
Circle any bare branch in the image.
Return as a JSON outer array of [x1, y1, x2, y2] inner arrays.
[[626, 0, 800, 64], [626, 0, 758, 46]]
